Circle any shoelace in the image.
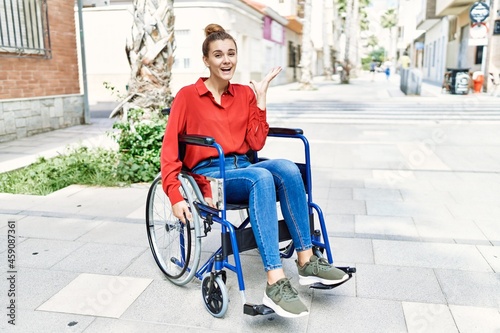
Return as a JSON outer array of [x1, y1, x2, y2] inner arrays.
[[309, 257, 331, 274], [273, 279, 298, 301]]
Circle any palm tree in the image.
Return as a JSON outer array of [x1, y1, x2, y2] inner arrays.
[[380, 8, 397, 62], [298, 0, 315, 90], [111, 0, 175, 118], [336, 0, 370, 83], [322, 0, 333, 80]]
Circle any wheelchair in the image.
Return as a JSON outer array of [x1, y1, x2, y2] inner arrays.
[[145, 127, 356, 318]]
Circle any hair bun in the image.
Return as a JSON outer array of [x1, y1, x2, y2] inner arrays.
[[204, 23, 225, 37]]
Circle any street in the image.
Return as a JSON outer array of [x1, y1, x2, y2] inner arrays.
[[0, 74, 499, 332]]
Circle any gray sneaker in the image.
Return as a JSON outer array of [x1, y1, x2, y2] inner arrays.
[[262, 278, 308, 318], [297, 255, 349, 286]]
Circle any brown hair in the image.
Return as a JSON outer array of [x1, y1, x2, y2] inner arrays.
[[202, 23, 237, 57]]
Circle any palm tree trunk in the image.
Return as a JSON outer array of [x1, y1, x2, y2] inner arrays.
[[298, 0, 315, 90], [111, 0, 175, 118], [322, 0, 333, 80]]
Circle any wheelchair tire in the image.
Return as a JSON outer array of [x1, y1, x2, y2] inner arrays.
[[146, 174, 202, 286], [201, 273, 229, 318]]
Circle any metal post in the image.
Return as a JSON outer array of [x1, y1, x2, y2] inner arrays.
[[76, 0, 90, 124]]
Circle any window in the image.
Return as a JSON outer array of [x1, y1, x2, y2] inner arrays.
[[0, 0, 51, 58], [172, 29, 190, 69], [475, 46, 484, 65], [287, 41, 296, 67]]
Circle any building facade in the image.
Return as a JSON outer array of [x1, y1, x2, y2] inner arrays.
[[82, 0, 303, 106], [0, 0, 83, 143], [409, 0, 500, 91]]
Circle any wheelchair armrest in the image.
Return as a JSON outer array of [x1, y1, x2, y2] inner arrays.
[[179, 134, 215, 147], [268, 127, 303, 136]]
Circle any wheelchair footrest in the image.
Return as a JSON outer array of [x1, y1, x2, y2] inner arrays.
[[243, 303, 275, 316], [309, 266, 356, 290]]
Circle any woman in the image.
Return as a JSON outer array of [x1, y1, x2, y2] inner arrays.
[[160, 23, 348, 318]]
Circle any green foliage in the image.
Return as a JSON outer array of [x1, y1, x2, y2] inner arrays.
[[361, 47, 385, 70], [112, 108, 167, 183], [0, 146, 121, 195], [381, 8, 398, 29]]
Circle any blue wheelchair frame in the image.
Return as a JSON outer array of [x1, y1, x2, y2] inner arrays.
[[174, 127, 354, 316]]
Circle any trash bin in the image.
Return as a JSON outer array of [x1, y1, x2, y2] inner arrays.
[[472, 71, 484, 93], [447, 68, 470, 94]]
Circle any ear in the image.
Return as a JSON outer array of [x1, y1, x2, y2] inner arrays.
[[202, 56, 209, 67]]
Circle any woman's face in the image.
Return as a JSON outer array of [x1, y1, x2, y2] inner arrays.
[[203, 39, 237, 81]]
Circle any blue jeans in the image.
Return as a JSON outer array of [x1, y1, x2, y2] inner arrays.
[[192, 155, 312, 271]]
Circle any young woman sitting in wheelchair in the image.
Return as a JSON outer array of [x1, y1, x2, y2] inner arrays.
[[160, 23, 348, 318]]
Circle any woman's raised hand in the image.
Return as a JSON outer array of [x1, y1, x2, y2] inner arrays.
[[249, 66, 282, 109]]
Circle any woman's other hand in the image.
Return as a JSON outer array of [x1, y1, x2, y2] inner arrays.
[[172, 201, 192, 223]]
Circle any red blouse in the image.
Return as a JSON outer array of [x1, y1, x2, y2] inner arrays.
[[160, 78, 269, 205]]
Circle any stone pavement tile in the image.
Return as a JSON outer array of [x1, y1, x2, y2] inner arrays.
[[446, 202, 500, 221], [435, 269, 500, 308], [0, 308, 95, 333], [439, 146, 500, 172], [309, 295, 407, 333], [327, 187, 352, 200], [413, 217, 490, 245], [76, 221, 148, 247], [120, 249, 167, 281], [449, 305, 500, 333], [476, 245, 500, 272], [373, 240, 492, 272], [120, 279, 227, 329], [402, 302, 458, 333], [324, 213, 355, 235], [472, 219, 500, 244], [38, 273, 152, 318], [52, 243, 147, 275], [355, 215, 419, 240], [83, 318, 209, 333], [353, 188, 403, 201], [16, 216, 103, 241], [356, 263, 446, 303], [366, 200, 454, 220], [399, 188, 457, 204], [396, 142, 452, 171], [27, 185, 149, 220], [17, 238, 84, 269], [0, 193, 46, 212], [450, 187, 500, 204], [325, 199, 366, 215], [328, 236, 374, 265], [2, 267, 78, 310]]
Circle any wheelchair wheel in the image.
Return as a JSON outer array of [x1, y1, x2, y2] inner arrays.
[[146, 174, 202, 286], [201, 273, 229, 318]]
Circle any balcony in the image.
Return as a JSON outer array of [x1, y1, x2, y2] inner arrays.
[[436, 0, 474, 16], [416, 0, 440, 30]]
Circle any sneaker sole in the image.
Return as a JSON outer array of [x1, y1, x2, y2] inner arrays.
[[298, 273, 349, 286], [262, 294, 308, 318]]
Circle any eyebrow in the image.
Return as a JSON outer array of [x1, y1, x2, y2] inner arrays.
[[211, 48, 236, 54]]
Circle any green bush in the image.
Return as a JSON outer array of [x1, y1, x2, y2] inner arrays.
[[112, 108, 167, 183], [0, 107, 167, 195], [0, 146, 121, 195]]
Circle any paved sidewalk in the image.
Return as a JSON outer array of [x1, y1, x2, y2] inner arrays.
[[0, 74, 499, 332]]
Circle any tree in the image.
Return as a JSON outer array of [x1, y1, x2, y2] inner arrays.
[[111, 0, 175, 118], [335, 0, 370, 83], [380, 8, 397, 61], [322, 0, 333, 80], [298, 0, 315, 90]]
